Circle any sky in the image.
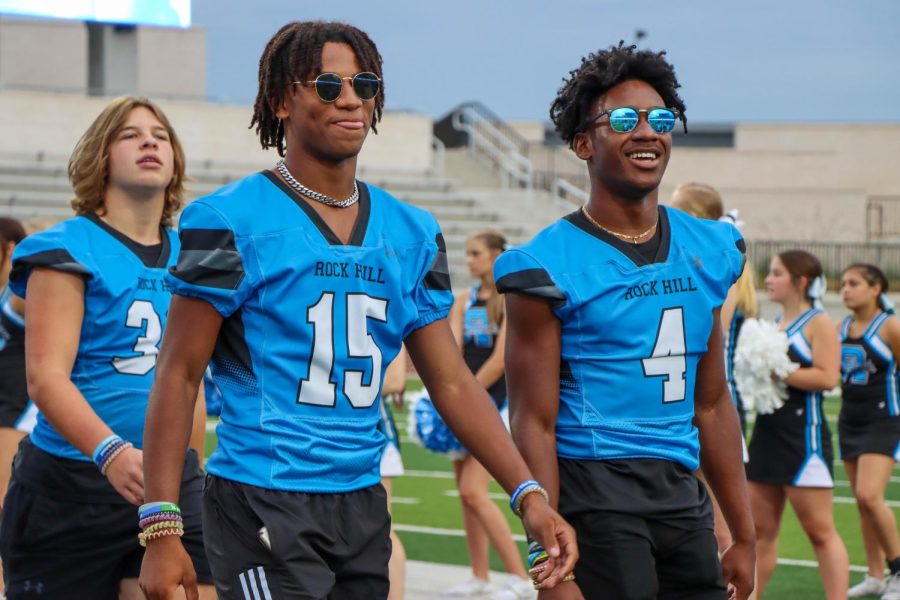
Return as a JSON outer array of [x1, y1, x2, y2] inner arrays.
[[191, 0, 898, 124]]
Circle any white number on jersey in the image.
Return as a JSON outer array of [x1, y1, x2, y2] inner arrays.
[[298, 292, 388, 408], [642, 307, 687, 403], [112, 299, 161, 376]]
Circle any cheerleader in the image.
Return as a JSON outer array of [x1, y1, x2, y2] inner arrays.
[[671, 183, 758, 552], [447, 230, 531, 599], [839, 263, 900, 599], [746, 250, 848, 599]]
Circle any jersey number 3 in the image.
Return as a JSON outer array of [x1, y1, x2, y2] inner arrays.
[[298, 292, 387, 409], [112, 300, 162, 376], [642, 307, 687, 403]]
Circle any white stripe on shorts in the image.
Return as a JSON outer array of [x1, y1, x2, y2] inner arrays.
[[256, 567, 273, 600], [239, 567, 272, 600]]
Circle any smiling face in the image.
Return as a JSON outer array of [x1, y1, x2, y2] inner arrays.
[[841, 268, 881, 312], [573, 79, 672, 201], [276, 41, 376, 163], [106, 106, 175, 196]]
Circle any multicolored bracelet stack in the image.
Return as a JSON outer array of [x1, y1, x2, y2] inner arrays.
[[526, 535, 576, 590], [91, 434, 134, 475], [138, 501, 184, 547], [509, 479, 550, 517]]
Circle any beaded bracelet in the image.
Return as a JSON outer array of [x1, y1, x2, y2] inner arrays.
[[511, 483, 549, 517], [99, 442, 133, 475], [92, 435, 126, 470], [139, 513, 183, 529]]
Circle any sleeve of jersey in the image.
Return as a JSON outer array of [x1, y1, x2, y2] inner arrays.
[[493, 248, 567, 309], [409, 231, 453, 333], [166, 201, 253, 317], [7, 229, 94, 299]]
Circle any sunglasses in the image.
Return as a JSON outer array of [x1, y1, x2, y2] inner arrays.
[[579, 107, 680, 134], [293, 72, 381, 103]]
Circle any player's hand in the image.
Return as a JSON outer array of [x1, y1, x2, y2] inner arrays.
[[140, 536, 199, 600], [538, 581, 585, 600], [104, 446, 144, 505], [520, 493, 579, 590], [721, 537, 756, 600]]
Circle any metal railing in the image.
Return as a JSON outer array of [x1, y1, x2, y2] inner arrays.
[[451, 104, 533, 189], [748, 240, 900, 289]]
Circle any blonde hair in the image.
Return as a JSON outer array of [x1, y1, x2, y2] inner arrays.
[[671, 182, 724, 221], [672, 182, 758, 317], [733, 266, 759, 318], [68, 96, 186, 228], [469, 229, 507, 328]]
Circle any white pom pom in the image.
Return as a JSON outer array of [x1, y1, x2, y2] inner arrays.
[[733, 319, 799, 415]]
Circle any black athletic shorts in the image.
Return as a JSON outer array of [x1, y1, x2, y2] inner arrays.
[[202, 474, 391, 600], [0, 438, 212, 599], [0, 310, 28, 428], [558, 458, 726, 600]]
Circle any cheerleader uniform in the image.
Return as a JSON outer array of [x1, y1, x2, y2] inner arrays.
[[726, 310, 748, 435], [839, 311, 900, 460], [747, 308, 834, 487], [463, 285, 506, 409]]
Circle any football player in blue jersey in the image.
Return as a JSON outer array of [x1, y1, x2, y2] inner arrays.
[[839, 264, 900, 598], [138, 21, 577, 600], [495, 43, 756, 599], [0, 97, 214, 599]]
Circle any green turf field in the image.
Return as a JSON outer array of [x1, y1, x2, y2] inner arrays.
[[205, 391, 896, 598]]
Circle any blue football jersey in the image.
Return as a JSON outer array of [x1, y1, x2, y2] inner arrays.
[[167, 171, 453, 493], [494, 206, 745, 470], [9, 214, 178, 461]]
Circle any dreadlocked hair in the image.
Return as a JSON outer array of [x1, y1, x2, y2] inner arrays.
[[550, 41, 687, 148], [251, 21, 385, 157]]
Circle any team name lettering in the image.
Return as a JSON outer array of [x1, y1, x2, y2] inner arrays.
[[314, 261, 386, 284], [624, 276, 698, 300], [137, 277, 172, 292]]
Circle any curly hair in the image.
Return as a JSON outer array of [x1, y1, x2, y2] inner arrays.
[[250, 21, 385, 157], [550, 41, 687, 148], [68, 96, 186, 228]]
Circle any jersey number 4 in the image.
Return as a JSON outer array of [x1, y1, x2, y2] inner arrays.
[[298, 292, 387, 409], [642, 307, 687, 403]]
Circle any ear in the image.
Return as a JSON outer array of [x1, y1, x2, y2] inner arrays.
[[274, 89, 292, 120], [572, 131, 593, 161]]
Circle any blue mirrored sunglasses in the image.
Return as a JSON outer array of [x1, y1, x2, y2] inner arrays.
[[580, 107, 680, 134]]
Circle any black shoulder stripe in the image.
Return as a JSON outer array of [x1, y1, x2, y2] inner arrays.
[[496, 268, 566, 308], [424, 233, 451, 291], [169, 228, 244, 291], [735, 238, 746, 254], [10, 249, 91, 282]]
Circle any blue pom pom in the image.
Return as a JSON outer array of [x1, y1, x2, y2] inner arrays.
[[406, 391, 466, 460]]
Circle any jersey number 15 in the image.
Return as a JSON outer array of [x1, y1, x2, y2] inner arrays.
[[298, 292, 387, 409]]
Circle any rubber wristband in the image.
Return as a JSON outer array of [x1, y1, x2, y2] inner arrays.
[[509, 479, 540, 514], [512, 484, 549, 517], [91, 434, 122, 465]]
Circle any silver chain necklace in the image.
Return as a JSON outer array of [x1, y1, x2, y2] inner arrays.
[[276, 159, 359, 208]]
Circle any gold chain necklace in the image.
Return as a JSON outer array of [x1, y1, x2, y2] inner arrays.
[[581, 206, 658, 244]]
